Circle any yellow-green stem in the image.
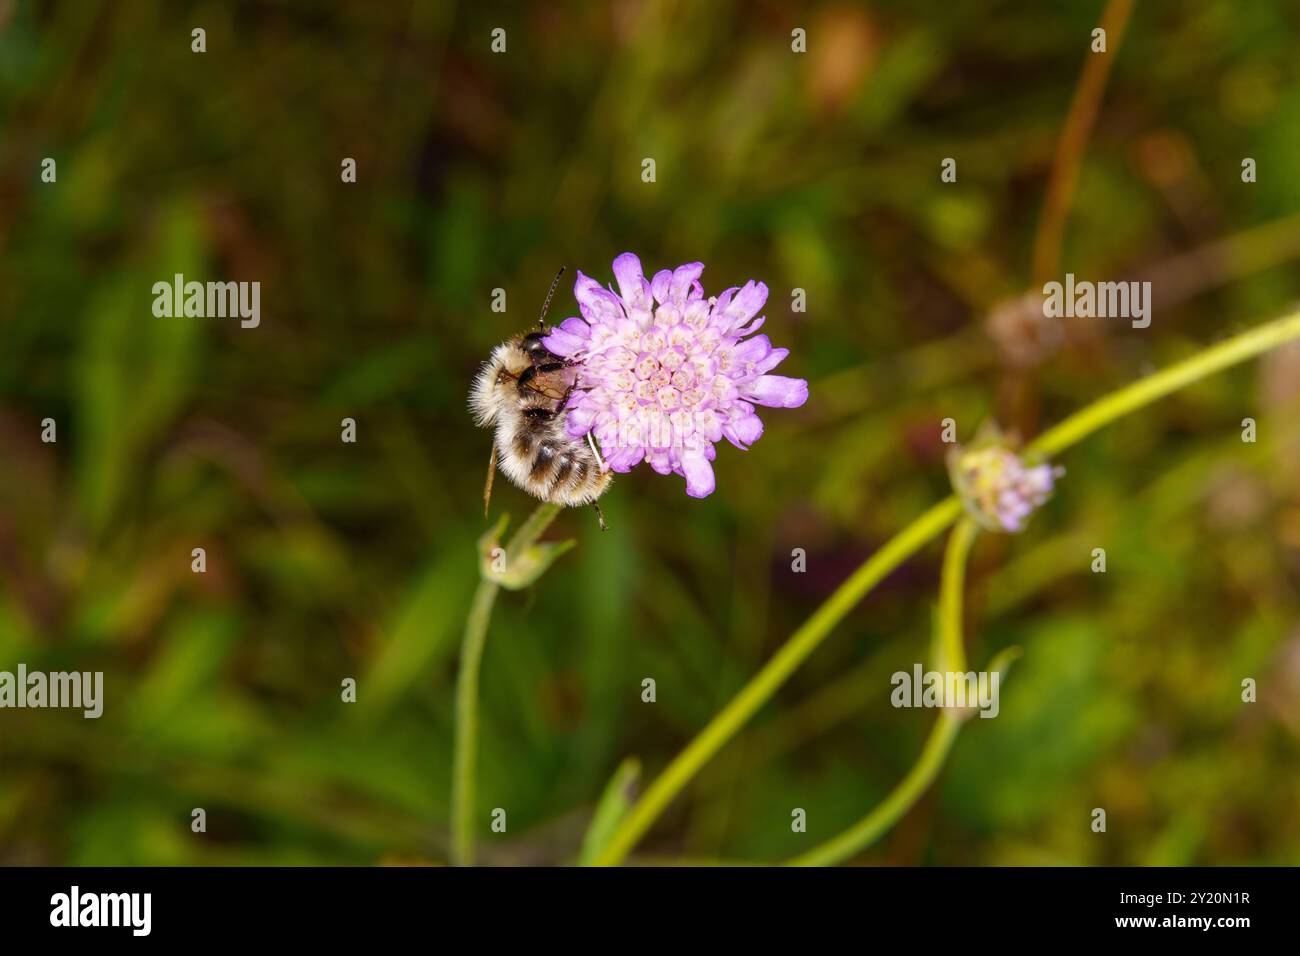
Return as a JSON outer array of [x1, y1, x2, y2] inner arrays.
[[1026, 311, 1300, 458], [451, 577, 498, 866], [592, 307, 1300, 867], [789, 712, 962, 867], [788, 517, 977, 866], [938, 518, 979, 674], [451, 501, 563, 866], [592, 496, 964, 865]]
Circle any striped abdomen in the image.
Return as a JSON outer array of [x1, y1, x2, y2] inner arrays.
[[502, 418, 612, 506]]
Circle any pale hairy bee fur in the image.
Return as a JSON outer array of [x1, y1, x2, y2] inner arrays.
[[470, 271, 612, 527]]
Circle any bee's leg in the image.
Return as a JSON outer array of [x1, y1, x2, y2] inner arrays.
[[483, 442, 498, 519], [592, 500, 608, 532], [585, 431, 608, 473]]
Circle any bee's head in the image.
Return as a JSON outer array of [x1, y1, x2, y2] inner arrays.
[[519, 331, 556, 364]]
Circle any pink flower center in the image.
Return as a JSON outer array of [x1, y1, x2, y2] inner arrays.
[[580, 317, 742, 451]]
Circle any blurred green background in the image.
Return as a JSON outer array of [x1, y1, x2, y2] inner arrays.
[[2, 0, 1299, 866]]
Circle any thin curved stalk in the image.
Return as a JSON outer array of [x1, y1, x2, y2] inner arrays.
[[789, 712, 962, 867], [452, 501, 563, 866], [451, 578, 498, 866], [591, 496, 963, 866], [1032, 0, 1135, 283], [591, 307, 1300, 867], [938, 518, 978, 673], [788, 517, 977, 867], [1026, 310, 1300, 458]]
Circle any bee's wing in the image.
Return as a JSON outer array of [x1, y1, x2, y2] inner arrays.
[[524, 376, 572, 403], [509, 366, 575, 404]]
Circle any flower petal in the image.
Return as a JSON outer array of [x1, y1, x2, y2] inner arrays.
[[719, 280, 768, 331], [695, 408, 725, 442], [743, 374, 808, 408], [650, 269, 673, 305], [669, 262, 705, 303], [683, 298, 710, 328], [612, 253, 652, 312], [756, 346, 788, 374], [606, 446, 643, 472], [681, 447, 716, 498], [564, 403, 598, 437], [723, 411, 764, 449], [542, 317, 590, 356], [729, 334, 773, 368], [712, 285, 738, 312], [574, 271, 626, 326]]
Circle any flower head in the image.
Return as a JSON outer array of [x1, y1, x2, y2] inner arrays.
[[542, 253, 808, 497], [947, 429, 1063, 533]]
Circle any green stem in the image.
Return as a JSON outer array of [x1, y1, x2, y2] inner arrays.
[[592, 308, 1300, 867], [451, 577, 498, 867], [789, 713, 962, 867], [788, 517, 977, 866], [510, 501, 565, 553], [1026, 310, 1300, 458], [938, 518, 978, 673], [592, 496, 964, 866], [451, 501, 563, 866]]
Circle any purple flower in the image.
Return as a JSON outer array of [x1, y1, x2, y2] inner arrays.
[[542, 253, 808, 498], [947, 437, 1063, 533]]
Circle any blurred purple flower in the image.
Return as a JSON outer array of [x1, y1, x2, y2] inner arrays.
[[542, 253, 808, 497], [947, 437, 1063, 533]]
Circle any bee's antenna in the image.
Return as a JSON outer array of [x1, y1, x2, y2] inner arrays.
[[537, 267, 565, 331]]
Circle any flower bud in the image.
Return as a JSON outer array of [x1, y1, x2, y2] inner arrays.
[[947, 433, 1062, 533]]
